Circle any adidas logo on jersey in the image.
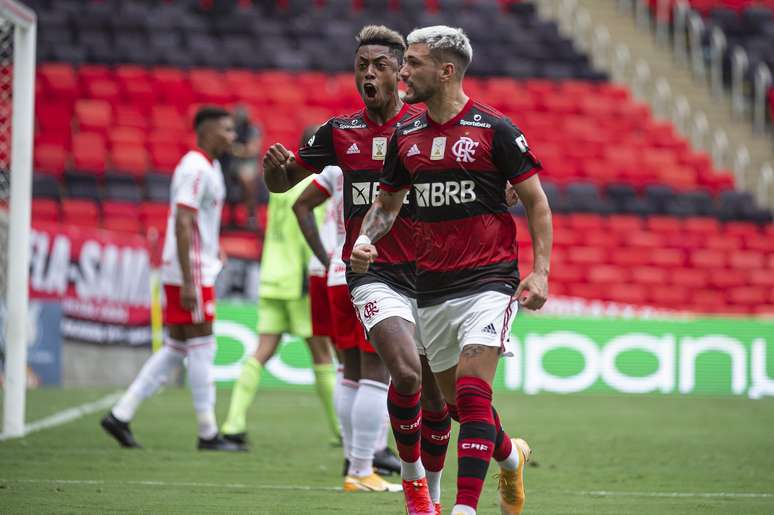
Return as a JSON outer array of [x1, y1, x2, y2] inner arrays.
[[481, 323, 497, 335], [346, 143, 360, 154], [406, 144, 420, 157]]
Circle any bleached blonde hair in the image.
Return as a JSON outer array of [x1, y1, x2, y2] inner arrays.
[[406, 25, 473, 75]]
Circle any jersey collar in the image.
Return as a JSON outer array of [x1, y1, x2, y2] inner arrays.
[[363, 102, 411, 129], [426, 97, 473, 130], [191, 147, 215, 164]]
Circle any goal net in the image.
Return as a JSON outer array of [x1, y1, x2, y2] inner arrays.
[[0, 0, 36, 439]]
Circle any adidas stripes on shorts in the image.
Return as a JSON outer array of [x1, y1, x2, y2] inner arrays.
[[418, 290, 518, 373]]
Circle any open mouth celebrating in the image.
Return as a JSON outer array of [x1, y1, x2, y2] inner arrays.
[[363, 83, 378, 99]]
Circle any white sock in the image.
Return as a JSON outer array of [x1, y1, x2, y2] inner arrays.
[[335, 379, 358, 461], [401, 458, 425, 481], [349, 379, 388, 477], [186, 335, 218, 439], [377, 410, 390, 450], [451, 505, 476, 515], [112, 339, 186, 422], [426, 470, 443, 503], [332, 366, 345, 444], [497, 444, 520, 471]]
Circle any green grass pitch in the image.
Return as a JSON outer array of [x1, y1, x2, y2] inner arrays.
[[1, 388, 773, 514]]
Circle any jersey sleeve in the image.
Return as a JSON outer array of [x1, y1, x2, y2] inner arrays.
[[312, 165, 339, 197], [173, 160, 206, 211], [379, 132, 412, 192], [492, 117, 542, 185], [296, 120, 338, 173]]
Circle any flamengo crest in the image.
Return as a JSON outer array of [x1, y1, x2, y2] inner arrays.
[[451, 136, 479, 163]]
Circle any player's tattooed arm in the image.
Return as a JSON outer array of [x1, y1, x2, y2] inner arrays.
[[263, 143, 312, 193], [350, 188, 408, 273], [293, 184, 331, 270], [361, 189, 407, 242], [512, 175, 552, 310]]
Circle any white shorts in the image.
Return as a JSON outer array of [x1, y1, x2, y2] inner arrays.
[[418, 291, 518, 373], [350, 282, 424, 355]]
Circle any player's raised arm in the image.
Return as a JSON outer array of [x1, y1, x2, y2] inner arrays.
[[292, 178, 331, 270], [266, 120, 341, 193], [262, 143, 311, 193]]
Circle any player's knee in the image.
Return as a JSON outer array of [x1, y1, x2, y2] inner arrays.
[[391, 367, 421, 394]]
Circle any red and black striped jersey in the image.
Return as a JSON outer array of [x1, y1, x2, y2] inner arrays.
[[296, 103, 423, 297], [380, 99, 541, 307]]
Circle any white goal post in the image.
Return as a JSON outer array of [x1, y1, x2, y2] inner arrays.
[[0, 0, 35, 439]]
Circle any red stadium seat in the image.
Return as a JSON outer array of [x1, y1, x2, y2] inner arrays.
[[31, 199, 60, 223], [649, 248, 686, 267], [671, 268, 709, 288], [742, 234, 774, 253], [631, 266, 667, 285], [645, 216, 683, 234], [708, 270, 747, 288], [114, 105, 149, 131], [723, 221, 761, 238], [749, 269, 774, 288], [607, 215, 643, 233], [140, 202, 169, 237], [704, 234, 742, 251], [102, 201, 139, 219], [78, 64, 112, 84], [589, 265, 629, 284], [74, 99, 112, 134], [690, 249, 727, 269], [102, 216, 143, 234], [150, 145, 183, 173], [85, 79, 122, 107], [114, 65, 150, 83], [566, 246, 607, 265], [683, 217, 721, 235], [62, 199, 99, 227], [626, 231, 664, 249], [729, 250, 765, 270], [549, 264, 585, 284], [151, 105, 188, 133], [71, 132, 107, 174], [609, 248, 651, 267], [34, 144, 68, 176], [691, 289, 725, 312], [38, 63, 79, 103], [608, 284, 648, 305], [656, 286, 689, 308], [109, 127, 146, 149], [567, 213, 605, 231], [111, 146, 148, 177], [37, 102, 74, 136], [728, 287, 768, 306]]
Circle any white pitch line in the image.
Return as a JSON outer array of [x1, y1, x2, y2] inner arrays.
[[579, 490, 774, 499], [1, 479, 771, 500], [0, 478, 343, 492], [0, 391, 123, 442]]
